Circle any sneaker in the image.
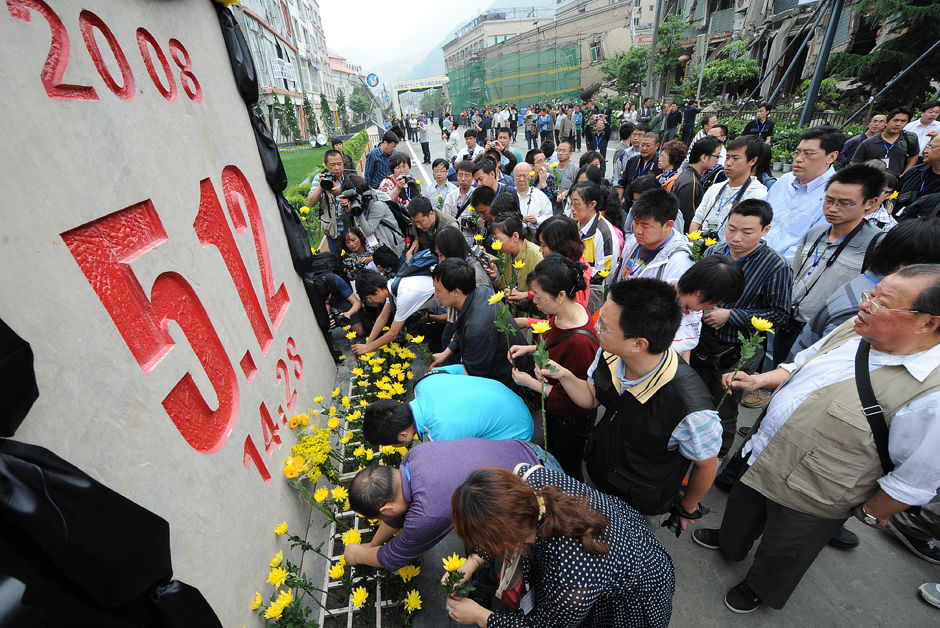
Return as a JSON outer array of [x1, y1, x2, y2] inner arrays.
[[919, 583, 940, 609], [737, 426, 751, 438], [742, 390, 771, 408], [725, 581, 762, 613], [826, 526, 860, 550], [884, 521, 940, 565], [691, 528, 722, 550]]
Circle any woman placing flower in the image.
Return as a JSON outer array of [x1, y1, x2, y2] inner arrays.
[[509, 255, 599, 480], [444, 466, 674, 627]]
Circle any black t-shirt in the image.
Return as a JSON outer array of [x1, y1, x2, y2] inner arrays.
[[851, 132, 919, 175], [743, 118, 774, 140]]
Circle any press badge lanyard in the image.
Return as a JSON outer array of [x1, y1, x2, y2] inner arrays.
[[637, 158, 654, 177], [724, 242, 763, 263], [627, 233, 673, 276], [755, 119, 768, 136]]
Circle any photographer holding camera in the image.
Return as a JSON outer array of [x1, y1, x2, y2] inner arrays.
[[306, 149, 350, 255], [378, 152, 421, 210], [341, 175, 407, 257]]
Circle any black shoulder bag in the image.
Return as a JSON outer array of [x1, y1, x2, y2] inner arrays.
[[854, 340, 894, 474]]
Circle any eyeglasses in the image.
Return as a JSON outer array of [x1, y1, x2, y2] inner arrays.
[[595, 318, 625, 335], [925, 146, 939, 153], [823, 196, 859, 209], [709, 152, 722, 158], [792, 149, 822, 158], [860, 290, 925, 316]]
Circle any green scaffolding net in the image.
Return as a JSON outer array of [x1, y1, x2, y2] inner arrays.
[[449, 44, 582, 111]]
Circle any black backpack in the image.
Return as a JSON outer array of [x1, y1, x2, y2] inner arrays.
[[390, 249, 438, 297]]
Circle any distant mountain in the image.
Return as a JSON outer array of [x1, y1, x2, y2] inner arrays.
[[395, 47, 446, 82]]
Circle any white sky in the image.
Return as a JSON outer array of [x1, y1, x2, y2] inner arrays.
[[319, 1, 487, 82]]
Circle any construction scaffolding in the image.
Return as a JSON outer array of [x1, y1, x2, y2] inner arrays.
[[449, 44, 582, 111]]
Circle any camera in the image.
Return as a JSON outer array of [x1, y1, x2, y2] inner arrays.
[[320, 172, 338, 190], [339, 188, 376, 216], [398, 173, 416, 186], [330, 307, 349, 326], [470, 244, 492, 269], [461, 213, 479, 231]]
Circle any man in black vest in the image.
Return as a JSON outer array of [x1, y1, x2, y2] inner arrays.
[[546, 278, 721, 531]]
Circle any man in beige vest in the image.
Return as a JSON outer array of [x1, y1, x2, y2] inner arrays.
[[691, 265, 940, 613]]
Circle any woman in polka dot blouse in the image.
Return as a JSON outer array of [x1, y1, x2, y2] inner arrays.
[[445, 465, 674, 627]]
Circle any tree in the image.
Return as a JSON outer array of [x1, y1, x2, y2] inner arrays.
[[601, 45, 651, 94], [828, 0, 940, 109], [702, 40, 761, 99], [302, 96, 319, 138], [281, 95, 301, 141], [319, 93, 335, 135], [349, 86, 372, 119], [653, 13, 691, 97], [418, 88, 445, 113], [335, 90, 349, 133]]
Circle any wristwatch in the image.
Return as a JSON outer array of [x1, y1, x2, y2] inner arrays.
[[859, 504, 883, 527]]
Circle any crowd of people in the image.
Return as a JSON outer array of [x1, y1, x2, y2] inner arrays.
[[304, 96, 940, 624]]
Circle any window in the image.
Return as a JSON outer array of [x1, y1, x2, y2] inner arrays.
[[486, 34, 513, 47], [635, 0, 640, 6], [590, 41, 603, 62]]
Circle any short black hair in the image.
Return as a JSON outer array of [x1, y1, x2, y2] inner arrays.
[[642, 131, 661, 144], [887, 106, 913, 122], [355, 268, 387, 300], [826, 164, 883, 201], [627, 174, 662, 200], [726, 134, 762, 163], [497, 127, 511, 137], [432, 158, 449, 170], [524, 148, 545, 165], [677, 255, 745, 304], [324, 148, 343, 164], [407, 196, 433, 218], [469, 185, 496, 210], [432, 257, 475, 293], [349, 465, 397, 519], [798, 125, 848, 155], [330, 137, 343, 147], [869, 219, 940, 275], [579, 150, 605, 167], [455, 159, 476, 174], [346, 174, 370, 195], [569, 181, 603, 214], [528, 254, 587, 298], [491, 191, 521, 216], [619, 122, 635, 138], [389, 152, 411, 170], [631, 188, 679, 225], [492, 212, 526, 239], [536, 216, 584, 260], [433, 226, 469, 259], [472, 157, 498, 175], [363, 399, 413, 446], [711, 124, 728, 139], [464, 129, 478, 140], [689, 136, 723, 164], [757, 102, 772, 111], [730, 198, 774, 227], [608, 278, 682, 354], [382, 131, 399, 144], [922, 100, 940, 111], [540, 140, 555, 157]]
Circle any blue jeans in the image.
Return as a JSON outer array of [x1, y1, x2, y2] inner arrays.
[[526, 443, 565, 474]]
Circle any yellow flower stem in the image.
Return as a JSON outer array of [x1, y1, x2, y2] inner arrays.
[[716, 331, 761, 411], [291, 479, 348, 530]]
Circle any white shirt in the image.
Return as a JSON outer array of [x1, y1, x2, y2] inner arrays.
[[516, 186, 554, 226], [692, 177, 768, 237], [458, 144, 485, 163], [390, 275, 436, 323], [424, 181, 457, 203], [744, 333, 940, 506], [673, 309, 703, 354], [904, 118, 940, 152], [443, 186, 473, 219]]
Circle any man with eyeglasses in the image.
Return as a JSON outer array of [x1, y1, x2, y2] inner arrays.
[[617, 131, 662, 202], [672, 136, 724, 230], [894, 133, 940, 220], [765, 126, 847, 261], [692, 264, 940, 615], [772, 164, 884, 367]]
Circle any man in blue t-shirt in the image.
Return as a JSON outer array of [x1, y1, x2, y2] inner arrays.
[[362, 364, 533, 446]]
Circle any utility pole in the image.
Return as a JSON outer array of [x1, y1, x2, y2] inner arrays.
[[645, 0, 663, 100], [799, 0, 844, 127], [695, 16, 714, 102]]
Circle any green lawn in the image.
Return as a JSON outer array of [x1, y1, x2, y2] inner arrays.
[[279, 146, 327, 189]]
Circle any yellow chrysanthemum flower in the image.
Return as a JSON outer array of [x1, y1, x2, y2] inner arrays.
[[488, 291, 505, 305], [513, 259, 525, 269], [288, 415, 301, 429], [349, 409, 362, 421], [250, 591, 263, 611], [338, 555, 346, 566], [274, 521, 288, 536], [404, 589, 422, 613], [395, 446, 409, 456], [364, 448, 375, 460], [267, 566, 288, 588], [442, 552, 467, 572], [313, 395, 324, 404], [490, 240, 503, 251], [353, 445, 366, 457], [473, 234, 484, 242], [705, 237, 718, 246], [270, 550, 283, 567], [342, 324, 351, 331], [327, 416, 339, 429], [530, 320, 552, 335], [331, 387, 341, 398], [380, 445, 396, 455], [411, 335, 425, 343], [341, 528, 362, 545], [352, 367, 364, 377], [751, 316, 775, 333], [341, 396, 351, 408], [687, 231, 702, 242], [340, 431, 353, 444], [314, 488, 328, 503], [351, 586, 369, 608], [328, 406, 337, 417], [360, 399, 368, 406], [300, 414, 310, 427], [346, 331, 357, 339], [283, 456, 309, 479], [331, 486, 348, 501], [397, 564, 421, 583], [599, 270, 610, 278], [329, 562, 345, 579]]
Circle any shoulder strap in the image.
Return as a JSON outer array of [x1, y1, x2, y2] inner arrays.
[[854, 340, 894, 474], [861, 231, 884, 272], [546, 328, 599, 350]]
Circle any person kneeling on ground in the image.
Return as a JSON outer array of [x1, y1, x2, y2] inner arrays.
[[352, 268, 436, 357], [362, 364, 533, 446], [444, 465, 675, 627], [344, 438, 542, 571]]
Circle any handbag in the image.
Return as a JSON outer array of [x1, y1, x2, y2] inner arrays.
[[854, 340, 894, 474]]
